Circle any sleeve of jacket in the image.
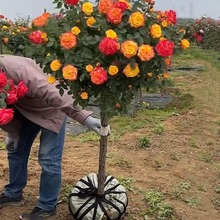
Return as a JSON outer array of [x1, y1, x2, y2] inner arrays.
[[10, 59, 92, 124]]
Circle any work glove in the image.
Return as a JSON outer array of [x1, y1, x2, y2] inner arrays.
[[5, 133, 20, 149], [84, 116, 111, 136]]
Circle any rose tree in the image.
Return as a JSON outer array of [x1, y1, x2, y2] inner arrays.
[[24, 0, 190, 195]]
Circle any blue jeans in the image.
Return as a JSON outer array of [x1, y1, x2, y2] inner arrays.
[[4, 117, 66, 211]]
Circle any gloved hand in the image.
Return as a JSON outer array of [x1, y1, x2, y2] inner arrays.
[[5, 133, 20, 149], [84, 116, 111, 136]]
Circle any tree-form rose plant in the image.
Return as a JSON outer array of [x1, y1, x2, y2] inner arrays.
[[24, 0, 190, 214]]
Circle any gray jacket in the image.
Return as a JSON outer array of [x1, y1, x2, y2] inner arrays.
[[0, 55, 91, 133]]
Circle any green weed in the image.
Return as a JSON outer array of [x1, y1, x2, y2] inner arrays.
[[138, 136, 151, 148]]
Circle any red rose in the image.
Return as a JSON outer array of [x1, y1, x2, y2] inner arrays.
[[196, 35, 203, 43], [6, 93, 18, 105], [156, 39, 174, 57], [64, 0, 79, 6], [0, 108, 14, 126], [0, 15, 4, 19], [165, 10, 177, 24], [90, 67, 108, 85], [16, 80, 28, 98], [0, 72, 7, 89], [98, 37, 118, 55], [28, 31, 43, 44], [113, 2, 128, 11]]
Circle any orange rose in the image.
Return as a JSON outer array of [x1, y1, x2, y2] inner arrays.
[[62, 65, 78, 80], [137, 44, 155, 61], [32, 12, 50, 27], [98, 0, 113, 14], [107, 8, 122, 25], [60, 32, 77, 50], [80, 92, 89, 100], [3, 37, 9, 44], [163, 72, 169, 79], [121, 40, 138, 58]]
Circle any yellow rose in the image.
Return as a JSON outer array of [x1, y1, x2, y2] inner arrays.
[[105, 29, 118, 39], [108, 65, 119, 76], [86, 17, 96, 27], [147, 72, 153, 77], [50, 60, 62, 71], [181, 39, 190, 49], [123, 63, 140, 78], [71, 26, 81, 36], [150, 24, 162, 38], [47, 74, 56, 84], [121, 40, 138, 59], [86, 64, 93, 72], [41, 32, 47, 39], [129, 12, 145, 28], [82, 2, 93, 15], [80, 92, 89, 100], [161, 20, 168, 27]]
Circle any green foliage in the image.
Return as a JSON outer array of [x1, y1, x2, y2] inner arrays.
[[0, 16, 31, 55]]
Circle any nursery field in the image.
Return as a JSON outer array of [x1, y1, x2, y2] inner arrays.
[[1, 47, 220, 219]]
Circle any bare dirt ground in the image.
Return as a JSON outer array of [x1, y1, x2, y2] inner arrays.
[[1, 57, 220, 219]]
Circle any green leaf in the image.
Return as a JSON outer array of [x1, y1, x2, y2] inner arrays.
[[47, 41, 54, 47]]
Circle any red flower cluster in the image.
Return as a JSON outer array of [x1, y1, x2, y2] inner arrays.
[[0, 71, 28, 126]]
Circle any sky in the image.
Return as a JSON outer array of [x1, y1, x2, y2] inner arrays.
[[0, 0, 219, 21]]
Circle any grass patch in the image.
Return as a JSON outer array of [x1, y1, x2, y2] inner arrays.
[[144, 189, 175, 220], [138, 136, 151, 148]]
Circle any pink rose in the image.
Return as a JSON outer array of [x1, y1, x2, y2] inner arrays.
[[0, 108, 14, 125]]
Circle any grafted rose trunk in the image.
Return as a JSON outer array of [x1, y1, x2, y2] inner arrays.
[[97, 116, 109, 194]]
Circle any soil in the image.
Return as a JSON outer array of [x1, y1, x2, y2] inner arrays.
[[1, 65, 220, 220]]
